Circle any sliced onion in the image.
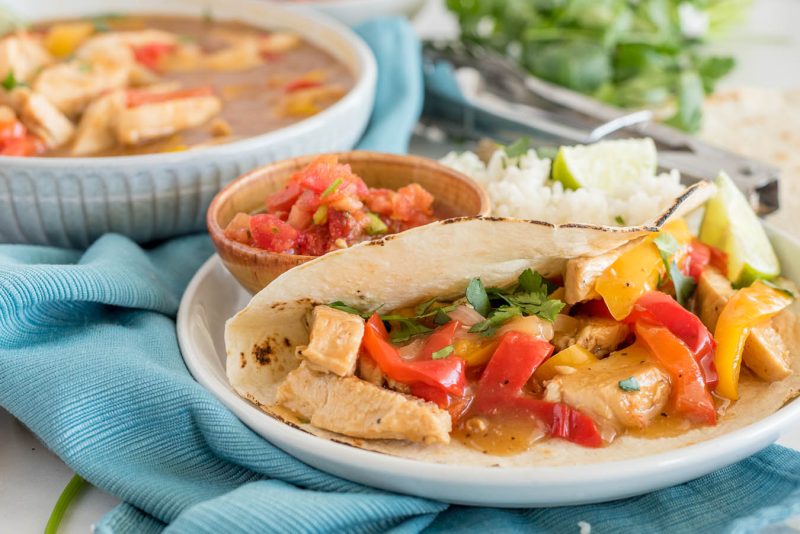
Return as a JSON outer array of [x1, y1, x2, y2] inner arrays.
[[286, 203, 311, 230], [397, 338, 424, 361], [498, 315, 554, 340], [448, 305, 484, 326], [553, 314, 579, 335]]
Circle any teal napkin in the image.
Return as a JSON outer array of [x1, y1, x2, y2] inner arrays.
[[2, 18, 800, 534]]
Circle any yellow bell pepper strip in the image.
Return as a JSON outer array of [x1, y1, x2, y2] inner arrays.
[[44, 22, 95, 57], [534, 344, 598, 382], [596, 219, 693, 320], [453, 336, 499, 367], [595, 237, 663, 320], [713, 281, 793, 400]]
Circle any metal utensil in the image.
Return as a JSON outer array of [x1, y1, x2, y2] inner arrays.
[[422, 41, 780, 214]]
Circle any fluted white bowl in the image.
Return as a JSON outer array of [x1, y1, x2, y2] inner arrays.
[[0, 0, 376, 247]]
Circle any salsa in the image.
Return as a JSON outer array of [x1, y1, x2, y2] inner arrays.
[[0, 14, 353, 157], [224, 155, 438, 255]]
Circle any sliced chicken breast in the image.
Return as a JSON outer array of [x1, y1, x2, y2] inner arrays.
[[34, 61, 129, 118], [544, 349, 671, 430], [17, 90, 75, 149], [70, 90, 125, 156], [114, 94, 221, 145], [553, 317, 630, 357], [0, 32, 52, 83], [296, 305, 364, 377], [696, 268, 792, 381], [277, 362, 451, 444], [563, 238, 644, 305]]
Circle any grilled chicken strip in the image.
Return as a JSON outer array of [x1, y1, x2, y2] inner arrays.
[[553, 317, 630, 357], [71, 90, 125, 156], [277, 362, 452, 444], [115, 94, 221, 145], [17, 90, 75, 149], [34, 61, 129, 118], [0, 32, 52, 83], [296, 305, 364, 377], [696, 268, 792, 381], [564, 238, 644, 304], [544, 349, 671, 430]]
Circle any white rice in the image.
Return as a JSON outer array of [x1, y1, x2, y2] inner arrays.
[[440, 149, 687, 227]]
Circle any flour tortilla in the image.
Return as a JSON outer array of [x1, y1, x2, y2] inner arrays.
[[225, 182, 800, 466]]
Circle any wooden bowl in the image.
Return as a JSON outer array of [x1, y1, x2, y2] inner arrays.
[[207, 151, 491, 294]]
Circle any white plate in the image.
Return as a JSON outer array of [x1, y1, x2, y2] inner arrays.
[[177, 225, 800, 507]]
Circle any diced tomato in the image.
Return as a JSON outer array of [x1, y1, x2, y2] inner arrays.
[[364, 188, 395, 215], [285, 79, 323, 93], [295, 224, 330, 256], [126, 87, 214, 108], [291, 155, 357, 194], [223, 212, 252, 245], [0, 135, 44, 157], [266, 181, 302, 213], [633, 321, 717, 425], [249, 214, 299, 253], [328, 209, 357, 241], [362, 313, 467, 397], [392, 183, 434, 222], [131, 42, 175, 70], [626, 291, 717, 388]]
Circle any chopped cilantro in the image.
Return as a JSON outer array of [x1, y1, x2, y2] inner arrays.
[[654, 232, 696, 307], [2, 70, 19, 91], [503, 136, 530, 159], [433, 308, 451, 325], [415, 297, 437, 316], [431, 345, 454, 360], [618, 376, 640, 392], [466, 277, 491, 317], [614, 215, 625, 225], [320, 178, 342, 199], [328, 301, 365, 316]]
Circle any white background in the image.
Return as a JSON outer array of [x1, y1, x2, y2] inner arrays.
[[2, 0, 800, 531]]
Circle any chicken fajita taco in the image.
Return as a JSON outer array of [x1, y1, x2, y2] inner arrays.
[[225, 180, 800, 466]]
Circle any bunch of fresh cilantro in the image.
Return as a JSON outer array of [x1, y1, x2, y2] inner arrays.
[[446, 0, 750, 132]]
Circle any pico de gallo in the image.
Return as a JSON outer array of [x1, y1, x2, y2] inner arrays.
[[224, 155, 439, 256], [272, 217, 795, 453]]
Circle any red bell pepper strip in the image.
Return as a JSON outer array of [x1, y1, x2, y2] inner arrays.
[[418, 320, 460, 361], [633, 320, 717, 425], [285, 79, 323, 93], [363, 314, 466, 396], [684, 240, 711, 280], [625, 291, 718, 388], [131, 42, 175, 70], [473, 331, 603, 448]]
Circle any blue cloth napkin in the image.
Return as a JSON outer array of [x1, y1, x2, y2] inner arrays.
[[2, 17, 800, 534]]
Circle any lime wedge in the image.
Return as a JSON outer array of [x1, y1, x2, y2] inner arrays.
[[552, 138, 657, 190], [699, 172, 780, 286]]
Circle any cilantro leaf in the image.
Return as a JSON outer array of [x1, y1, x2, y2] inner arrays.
[[387, 319, 433, 343], [518, 268, 547, 294], [466, 277, 491, 317], [618, 376, 640, 392], [1, 70, 19, 91], [414, 297, 437, 316], [431, 345, 454, 360], [328, 301, 367, 317], [614, 215, 625, 225], [469, 306, 522, 337], [653, 233, 681, 271], [669, 262, 697, 307], [433, 309, 451, 325]]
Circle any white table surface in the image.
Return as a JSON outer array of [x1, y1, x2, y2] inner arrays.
[[2, 0, 800, 532]]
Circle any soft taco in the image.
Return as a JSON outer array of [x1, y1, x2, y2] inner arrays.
[[225, 182, 800, 466]]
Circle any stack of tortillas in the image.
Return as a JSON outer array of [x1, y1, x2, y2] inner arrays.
[[701, 88, 800, 234]]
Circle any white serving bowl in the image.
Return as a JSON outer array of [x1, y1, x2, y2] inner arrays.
[[0, 0, 376, 247], [283, 0, 427, 27]]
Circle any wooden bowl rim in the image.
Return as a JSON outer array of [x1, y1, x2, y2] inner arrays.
[[207, 150, 492, 264]]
